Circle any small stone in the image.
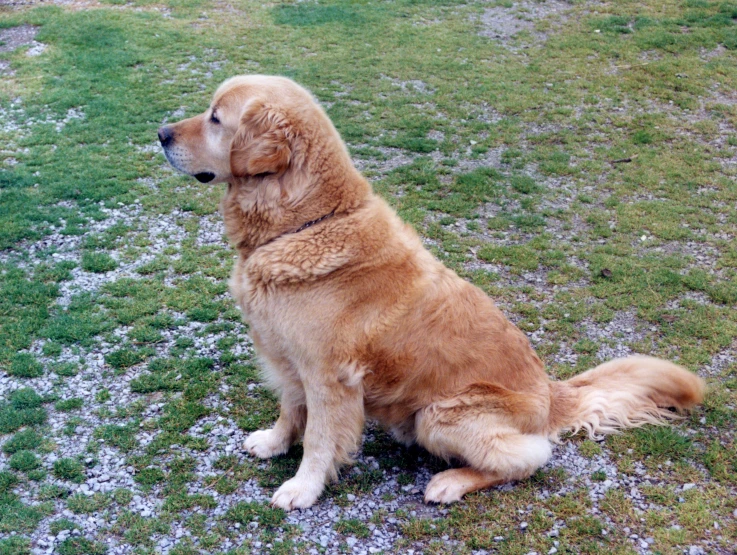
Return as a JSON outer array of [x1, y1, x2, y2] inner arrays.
[[520, 521, 528, 530], [346, 494, 356, 502], [682, 483, 696, 491]]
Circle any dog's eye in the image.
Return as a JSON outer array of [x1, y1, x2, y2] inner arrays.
[[210, 112, 220, 124]]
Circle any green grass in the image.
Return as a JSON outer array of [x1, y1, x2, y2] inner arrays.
[[0, 537, 31, 555], [8, 450, 40, 472], [49, 518, 80, 535], [0, 0, 735, 552], [336, 518, 371, 538], [66, 493, 112, 514], [53, 458, 86, 483], [0, 390, 47, 434], [80, 251, 118, 273], [56, 537, 106, 555], [224, 501, 286, 530], [8, 353, 44, 378], [2, 429, 42, 454], [54, 397, 84, 412]]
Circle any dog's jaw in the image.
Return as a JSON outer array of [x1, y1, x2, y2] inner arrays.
[[162, 146, 219, 183]]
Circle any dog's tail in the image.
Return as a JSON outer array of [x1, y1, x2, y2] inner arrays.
[[548, 356, 705, 439]]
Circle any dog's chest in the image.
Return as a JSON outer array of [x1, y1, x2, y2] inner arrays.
[[228, 258, 335, 351]]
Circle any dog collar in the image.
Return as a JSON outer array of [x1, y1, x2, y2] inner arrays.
[[294, 211, 335, 234], [249, 210, 337, 253]]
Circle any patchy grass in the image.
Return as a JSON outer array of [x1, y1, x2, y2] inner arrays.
[[0, 0, 735, 552]]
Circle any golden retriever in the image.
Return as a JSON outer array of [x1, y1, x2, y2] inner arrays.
[[159, 75, 705, 510]]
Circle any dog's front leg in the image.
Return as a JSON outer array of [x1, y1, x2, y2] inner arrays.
[[270, 367, 365, 510], [244, 380, 306, 459]]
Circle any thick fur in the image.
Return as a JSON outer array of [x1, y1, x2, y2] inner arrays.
[[159, 75, 706, 510]]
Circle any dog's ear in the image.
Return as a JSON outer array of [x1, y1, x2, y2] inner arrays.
[[230, 99, 292, 178]]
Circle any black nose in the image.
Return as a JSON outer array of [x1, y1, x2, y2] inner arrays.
[[158, 126, 174, 148]]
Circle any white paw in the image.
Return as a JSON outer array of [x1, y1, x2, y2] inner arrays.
[[271, 477, 324, 511], [243, 429, 288, 459], [424, 472, 467, 504]]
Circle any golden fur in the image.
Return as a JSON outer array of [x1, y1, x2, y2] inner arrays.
[[159, 75, 706, 510]]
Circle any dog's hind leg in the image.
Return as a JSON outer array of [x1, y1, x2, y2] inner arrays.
[[416, 382, 552, 504]]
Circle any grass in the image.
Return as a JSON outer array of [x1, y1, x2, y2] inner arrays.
[[53, 458, 86, 483], [56, 538, 106, 555], [8, 450, 40, 472], [2, 429, 42, 454], [0, 0, 735, 552], [224, 501, 286, 530], [80, 251, 117, 273]]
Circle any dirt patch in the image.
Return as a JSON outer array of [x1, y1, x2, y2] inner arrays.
[[0, 24, 38, 53], [479, 0, 580, 48], [381, 74, 436, 95]]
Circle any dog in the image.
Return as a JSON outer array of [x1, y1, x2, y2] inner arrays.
[[158, 75, 705, 510]]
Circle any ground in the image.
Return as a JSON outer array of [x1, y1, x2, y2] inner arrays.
[[0, 0, 736, 554]]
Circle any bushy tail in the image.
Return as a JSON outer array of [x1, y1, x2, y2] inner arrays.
[[548, 356, 705, 439]]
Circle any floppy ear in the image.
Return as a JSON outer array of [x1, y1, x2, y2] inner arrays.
[[230, 99, 292, 178]]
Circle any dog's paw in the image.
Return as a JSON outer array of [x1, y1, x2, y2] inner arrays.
[[271, 477, 323, 511], [424, 471, 467, 504], [243, 429, 288, 459]]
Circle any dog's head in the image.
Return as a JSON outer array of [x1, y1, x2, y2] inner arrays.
[[158, 75, 325, 185], [159, 75, 370, 251]]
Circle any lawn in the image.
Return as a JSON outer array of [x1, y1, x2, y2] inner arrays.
[[0, 0, 735, 553]]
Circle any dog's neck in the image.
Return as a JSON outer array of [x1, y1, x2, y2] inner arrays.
[[222, 169, 370, 259]]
